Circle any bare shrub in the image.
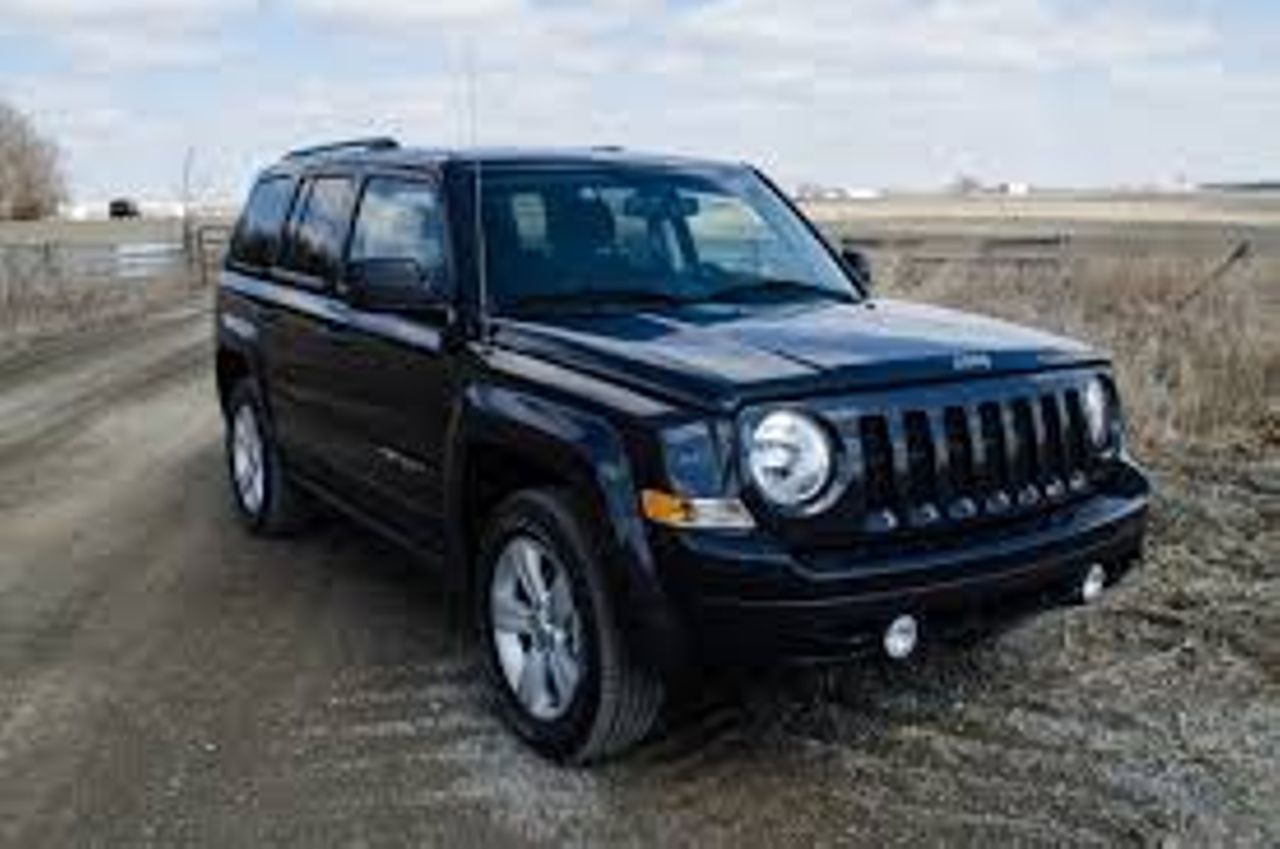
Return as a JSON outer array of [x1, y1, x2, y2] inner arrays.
[[0, 99, 66, 221], [877, 249, 1278, 457]]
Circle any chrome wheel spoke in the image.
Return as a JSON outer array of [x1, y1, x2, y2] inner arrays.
[[546, 644, 580, 706], [517, 646, 551, 715], [547, 570, 574, 626], [513, 540, 547, 604], [232, 405, 265, 513], [492, 593, 534, 636]]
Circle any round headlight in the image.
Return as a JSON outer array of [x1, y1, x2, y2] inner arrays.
[[747, 410, 833, 507], [1083, 378, 1110, 448]]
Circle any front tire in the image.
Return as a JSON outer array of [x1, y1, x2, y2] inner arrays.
[[224, 380, 306, 535], [477, 488, 663, 763]]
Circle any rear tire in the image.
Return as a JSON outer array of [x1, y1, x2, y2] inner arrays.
[[476, 488, 663, 764], [224, 380, 306, 535]]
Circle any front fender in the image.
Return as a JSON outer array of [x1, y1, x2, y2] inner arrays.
[[445, 379, 685, 670], [448, 381, 652, 574]]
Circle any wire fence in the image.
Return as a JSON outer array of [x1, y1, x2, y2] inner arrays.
[[0, 222, 232, 341], [838, 231, 1262, 302]]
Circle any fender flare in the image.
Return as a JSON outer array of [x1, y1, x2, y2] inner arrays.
[[442, 381, 676, 652], [215, 302, 275, 426]]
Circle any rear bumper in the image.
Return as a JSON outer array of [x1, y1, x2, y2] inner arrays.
[[649, 487, 1148, 665]]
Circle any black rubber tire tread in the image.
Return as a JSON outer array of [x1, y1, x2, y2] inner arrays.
[[477, 487, 663, 764], [224, 380, 307, 536]]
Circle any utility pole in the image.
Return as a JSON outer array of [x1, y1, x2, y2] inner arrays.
[[180, 146, 196, 280]]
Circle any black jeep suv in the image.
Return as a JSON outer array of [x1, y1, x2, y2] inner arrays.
[[216, 138, 1149, 762]]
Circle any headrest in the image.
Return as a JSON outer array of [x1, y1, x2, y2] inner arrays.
[[549, 194, 615, 254]]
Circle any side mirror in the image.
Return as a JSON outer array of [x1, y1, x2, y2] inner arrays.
[[345, 258, 447, 315], [841, 247, 872, 290]]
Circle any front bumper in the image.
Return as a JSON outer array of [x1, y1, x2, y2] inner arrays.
[[649, 487, 1148, 665]]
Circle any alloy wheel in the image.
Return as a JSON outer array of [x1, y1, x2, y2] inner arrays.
[[231, 403, 265, 515], [489, 534, 584, 721]]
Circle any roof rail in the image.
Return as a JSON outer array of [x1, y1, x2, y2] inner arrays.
[[284, 137, 400, 160]]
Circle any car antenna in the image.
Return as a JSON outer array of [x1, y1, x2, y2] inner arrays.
[[466, 38, 490, 343]]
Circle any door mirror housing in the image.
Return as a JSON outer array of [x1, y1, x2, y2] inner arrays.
[[841, 247, 872, 291], [345, 258, 448, 315]]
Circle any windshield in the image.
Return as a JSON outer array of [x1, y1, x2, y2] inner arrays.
[[480, 164, 859, 314]]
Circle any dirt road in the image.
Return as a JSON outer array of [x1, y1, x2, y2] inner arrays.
[[1, 300, 1276, 847]]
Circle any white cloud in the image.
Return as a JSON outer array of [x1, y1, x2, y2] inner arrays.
[[8, 0, 1279, 198], [293, 0, 523, 27], [282, 0, 1215, 71], [2, 0, 242, 21], [0, 0, 254, 71]]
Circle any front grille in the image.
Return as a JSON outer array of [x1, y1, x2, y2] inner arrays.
[[837, 376, 1102, 536]]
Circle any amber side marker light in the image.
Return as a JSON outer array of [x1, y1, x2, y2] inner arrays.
[[640, 489, 755, 530]]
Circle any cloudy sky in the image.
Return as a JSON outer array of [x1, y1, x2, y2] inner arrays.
[[1, 0, 1277, 201]]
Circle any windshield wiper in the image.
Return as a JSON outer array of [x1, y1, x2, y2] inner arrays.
[[508, 288, 692, 314], [703, 277, 857, 305]]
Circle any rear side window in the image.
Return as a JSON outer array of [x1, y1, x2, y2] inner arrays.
[[281, 177, 356, 282], [228, 176, 295, 269], [349, 178, 447, 282]]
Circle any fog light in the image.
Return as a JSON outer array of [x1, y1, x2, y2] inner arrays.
[[883, 614, 919, 660], [1080, 563, 1107, 604]]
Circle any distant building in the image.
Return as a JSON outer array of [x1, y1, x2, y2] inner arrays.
[[793, 183, 881, 201], [1199, 181, 1280, 193], [945, 176, 1035, 197]]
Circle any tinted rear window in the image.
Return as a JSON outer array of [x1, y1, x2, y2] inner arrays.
[[228, 176, 295, 269], [280, 177, 357, 282]]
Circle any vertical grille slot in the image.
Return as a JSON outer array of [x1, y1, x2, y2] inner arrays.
[[941, 406, 980, 520], [1010, 398, 1043, 507], [859, 416, 894, 510], [901, 411, 944, 526], [978, 403, 1008, 489], [943, 407, 975, 492], [1011, 399, 1038, 483], [903, 411, 936, 503], [1059, 389, 1090, 489], [1058, 391, 1079, 474], [1040, 394, 1067, 485]]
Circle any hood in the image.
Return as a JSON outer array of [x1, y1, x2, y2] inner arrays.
[[494, 298, 1103, 411]]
